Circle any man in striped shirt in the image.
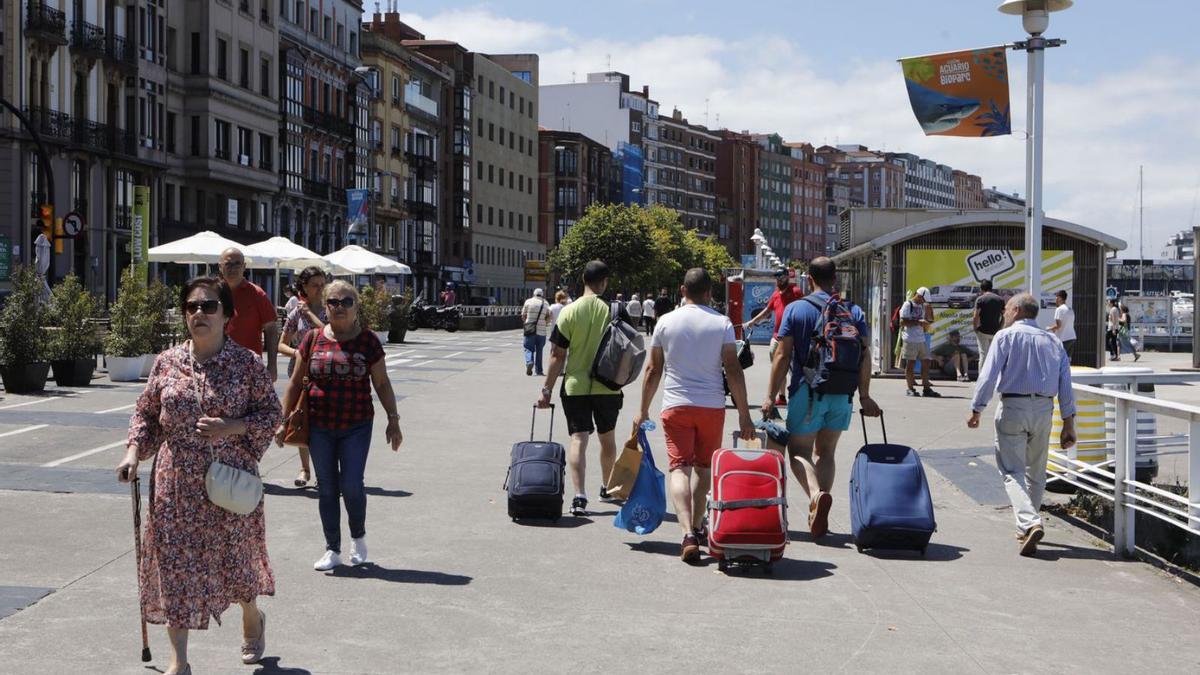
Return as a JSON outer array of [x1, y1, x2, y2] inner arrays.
[[968, 293, 1076, 557]]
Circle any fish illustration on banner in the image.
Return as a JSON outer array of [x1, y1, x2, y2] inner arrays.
[[899, 47, 1011, 137]]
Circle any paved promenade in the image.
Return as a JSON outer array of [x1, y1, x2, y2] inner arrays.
[[1, 331, 1198, 673]]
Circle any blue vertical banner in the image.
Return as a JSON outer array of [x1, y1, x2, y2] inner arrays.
[[347, 188, 369, 236]]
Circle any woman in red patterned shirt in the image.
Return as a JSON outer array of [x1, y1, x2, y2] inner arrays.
[[278, 280, 402, 571]]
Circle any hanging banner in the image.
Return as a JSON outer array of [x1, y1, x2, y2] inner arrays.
[[899, 47, 1011, 137], [347, 188, 369, 233], [133, 186, 150, 283]]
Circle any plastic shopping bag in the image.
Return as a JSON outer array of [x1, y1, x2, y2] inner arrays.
[[614, 428, 666, 535]]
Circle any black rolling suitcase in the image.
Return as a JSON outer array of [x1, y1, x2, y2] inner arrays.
[[505, 405, 566, 521]]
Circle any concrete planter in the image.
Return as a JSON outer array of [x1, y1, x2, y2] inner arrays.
[[107, 356, 145, 382], [139, 354, 157, 378], [51, 358, 96, 387], [0, 362, 51, 394]]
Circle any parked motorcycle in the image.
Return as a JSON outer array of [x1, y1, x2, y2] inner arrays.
[[409, 296, 461, 332]]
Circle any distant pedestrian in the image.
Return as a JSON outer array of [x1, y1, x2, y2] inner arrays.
[[549, 290, 569, 327], [636, 268, 755, 562], [968, 293, 1076, 557], [642, 292, 657, 334], [537, 261, 623, 516], [626, 293, 643, 327], [521, 288, 553, 376], [278, 280, 403, 572], [743, 268, 803, 406], [1047, 290, 1076, 359], [973, 279, 1005, 365], [440, 283, 457, 306], [1106, 298, 1122, 360], [653, 287, 674, 329], [284, 286, 300, 314], [1118, 303, 1141, 361], [900, 287, 940, 397], [763, 257, 881, 539], [116, 276, 281, 673], [219, 248, 280, 381], [610, 293, 625, 320], [278, 266, 328, 488]]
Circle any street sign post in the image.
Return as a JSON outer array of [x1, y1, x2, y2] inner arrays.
[[63, 211, 85, 238], [524, 259, 546, 283]]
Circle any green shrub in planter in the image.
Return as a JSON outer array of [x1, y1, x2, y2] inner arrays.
[[146, 278, 180, 353], [104, 268, 154, 358], [358, 285, 391, 332], [46, 275, 103, 387], [0, 264, 50, 392]]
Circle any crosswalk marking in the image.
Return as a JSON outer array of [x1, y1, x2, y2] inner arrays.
[[0, 397, 62, 410], [94, 403, 137, 415], [42, 440, 128, 467], [0, 424, 49, 439]]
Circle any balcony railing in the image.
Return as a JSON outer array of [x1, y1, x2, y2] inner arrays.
[[105, 33, 137, 70], [71, 21, 106, 59], [24, 106, 73, 142], [110, 126, 136, 156], [390, 145, 403, 159], [214, 148, 231, 160], [330, 186, 347, 204], [405, 198, 437, 220], [405, 150, 436, 172], [404, 84, 439, 118], [27, 2, 67, 46], [301, 106, 354, 138], [303, 178, 330, 200], [72, 118, 109, 151]]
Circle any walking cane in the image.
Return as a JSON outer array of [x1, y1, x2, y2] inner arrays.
[[129, 476, 151, 662]]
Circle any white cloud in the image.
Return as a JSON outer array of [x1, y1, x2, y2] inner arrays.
[[378, 7, 1200, 254]]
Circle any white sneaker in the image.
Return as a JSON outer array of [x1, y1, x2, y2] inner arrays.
[[350, 537, 369, 566], [313, 550, 342, 571]]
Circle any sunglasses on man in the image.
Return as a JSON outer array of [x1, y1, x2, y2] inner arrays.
[[184, 300, 222, 315], [326, 297, 356, 309]]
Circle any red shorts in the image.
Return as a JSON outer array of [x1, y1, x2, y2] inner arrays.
[[661, 406, 726, 470]]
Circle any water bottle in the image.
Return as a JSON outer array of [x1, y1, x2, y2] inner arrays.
[[640, 420, 656, 432]]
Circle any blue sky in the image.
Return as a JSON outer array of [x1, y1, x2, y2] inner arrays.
[[368, 1, 1200, 256]]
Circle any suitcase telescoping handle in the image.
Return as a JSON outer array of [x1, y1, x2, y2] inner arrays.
[[730, 430, 766, 449], [531, 403, 555, 442], [860, 410, 887, 445]]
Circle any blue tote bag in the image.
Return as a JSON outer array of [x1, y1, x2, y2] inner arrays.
[[614, 428, 666, 535]]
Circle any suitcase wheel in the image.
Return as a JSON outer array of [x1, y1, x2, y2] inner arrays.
[[717, 560, 728, 572], [855, 544, 864, 553]]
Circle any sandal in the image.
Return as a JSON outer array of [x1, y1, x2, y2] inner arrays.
[[295, 469, 310, 487]]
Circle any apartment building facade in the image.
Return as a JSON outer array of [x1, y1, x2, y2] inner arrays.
[[952, 169, 985, 209], [359, 28, 411, 280], [887, 152, 956, 209], [823, 173, 851, 255], [816, 145, 904, 210], [715, 129, 759, 258], [785, 141, 826, 263], [539, 71, 649, 207], [1, 1, 167, 299], [646, 108, 717, 236], [750, 134, 794, 262], [984, 186, 1025, 210], [538, 129, 612, 248]]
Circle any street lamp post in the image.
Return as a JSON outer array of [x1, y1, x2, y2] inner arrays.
[[999, 0, 1071, 300]]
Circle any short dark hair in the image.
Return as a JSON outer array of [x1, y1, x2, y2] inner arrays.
[[582, 260, 609, 285], [295, 266, 327, 295], [808, 257, 836, 288], [980, 279, 993, 292], [682, 267, 713, 299], [1055, 290, 1067, 299], [181, 276, 234, 318]]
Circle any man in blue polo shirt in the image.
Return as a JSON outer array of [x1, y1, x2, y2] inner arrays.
[[763, 257, 881, 539]]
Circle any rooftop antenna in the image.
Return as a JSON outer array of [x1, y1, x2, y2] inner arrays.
[[704, 98, 710, 127], [374, 1, 380, 13], [606, 53, 611, 70]]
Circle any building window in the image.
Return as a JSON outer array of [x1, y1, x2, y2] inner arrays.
[[259, 135, 273, 170], [216, 38, 230, 80], [237, 127, 253, 164], [239, 48, 249, 88], [190, 116, 201, 156], [260, 56, 271, 97], [166, 112, 176, 154], [214, 119, 231, 159], [190, 32, 201, 75], [488, 80, 494, 99], [336, 23, 345, 49]]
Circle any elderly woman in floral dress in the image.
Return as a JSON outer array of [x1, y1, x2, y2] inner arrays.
[[117, 277, 282, 675]]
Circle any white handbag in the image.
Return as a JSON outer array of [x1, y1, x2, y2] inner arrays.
[[193, 347, 263, 516]]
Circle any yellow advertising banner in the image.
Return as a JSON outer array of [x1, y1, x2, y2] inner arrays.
[[900, 47, 1010, 137], [903, 249, 1073, 351]]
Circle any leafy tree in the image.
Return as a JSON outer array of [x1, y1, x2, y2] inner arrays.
[[547, 203, 656, 291]]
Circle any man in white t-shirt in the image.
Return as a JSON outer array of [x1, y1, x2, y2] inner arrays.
[[1047, 290, 1076, 359], [521, 288, 553, 376], [641, 292, 656, 335], [634, 268, 755, 563]]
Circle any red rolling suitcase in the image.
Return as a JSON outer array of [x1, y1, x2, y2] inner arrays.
[[707, 433, 788, 573]]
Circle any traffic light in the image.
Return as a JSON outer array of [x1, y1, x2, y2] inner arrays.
[[38, 205, 53, 239]]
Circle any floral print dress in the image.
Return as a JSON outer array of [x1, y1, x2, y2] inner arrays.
[[127, 339, 282, 629]]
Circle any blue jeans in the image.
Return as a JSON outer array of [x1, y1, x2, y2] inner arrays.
[[309, 421, 373, 553], [523, 334, 546, 374]]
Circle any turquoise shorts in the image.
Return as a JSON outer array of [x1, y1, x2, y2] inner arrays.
[[786, 386, 854, 436]]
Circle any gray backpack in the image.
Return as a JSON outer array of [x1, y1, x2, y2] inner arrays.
[[590, 308, 646, 390]]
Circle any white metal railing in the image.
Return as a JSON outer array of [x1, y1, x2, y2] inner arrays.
[[458, 305, 522, 317], [405, 84, 438, 117], [1051, 380, 1200, 557]]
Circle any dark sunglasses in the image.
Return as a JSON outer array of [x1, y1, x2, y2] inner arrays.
[[184, 300, 222, 315], [326, 297, 356, 309]]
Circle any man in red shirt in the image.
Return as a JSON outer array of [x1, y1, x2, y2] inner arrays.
[[745, 268, 802, 405], [219, 247, 280, 380]]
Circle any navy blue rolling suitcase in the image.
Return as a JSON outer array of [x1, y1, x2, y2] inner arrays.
[[505, 405, 566, 522], [849, 413, 936, 555]]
